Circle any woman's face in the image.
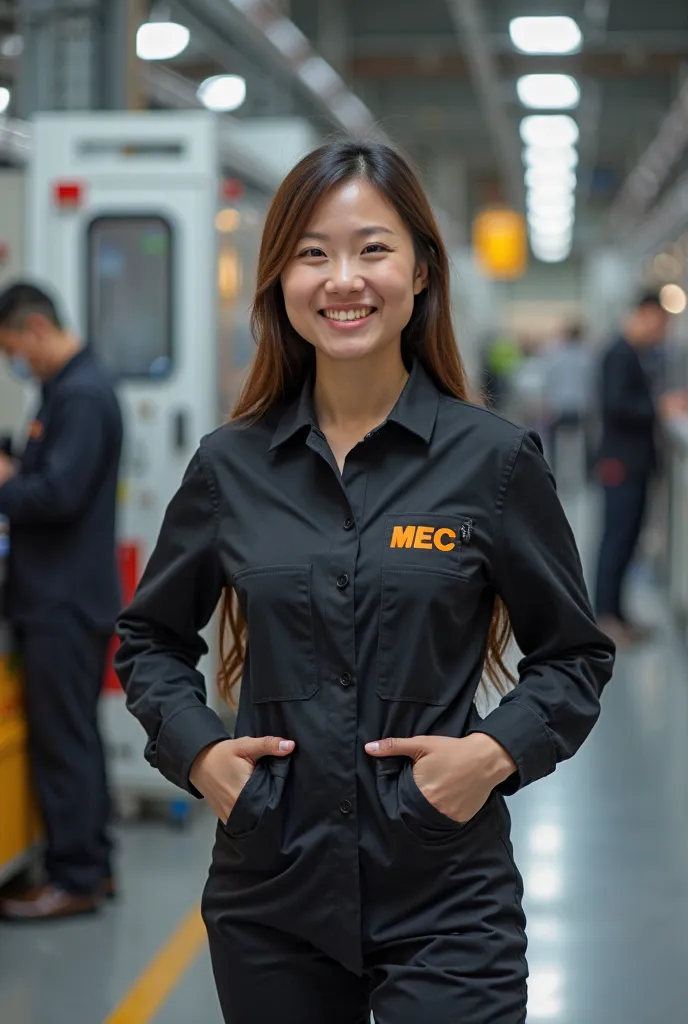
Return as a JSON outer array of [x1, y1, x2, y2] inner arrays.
[[280, 178, 427, 365]]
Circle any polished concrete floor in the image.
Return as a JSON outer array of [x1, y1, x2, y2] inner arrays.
[[1, 490, 688, 1023]]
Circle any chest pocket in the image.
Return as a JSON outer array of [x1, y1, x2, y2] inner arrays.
[[233, 564, 318, 703], [376, 514, 473, 705]]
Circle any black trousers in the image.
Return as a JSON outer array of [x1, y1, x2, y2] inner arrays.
[[18, 615, 113, 894], [594, 475, 648, 620], [206, 919, 527, 1023]]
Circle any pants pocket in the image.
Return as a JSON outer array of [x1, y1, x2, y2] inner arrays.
[[221, 756, 292, 839], [376, 758, 469, 845]]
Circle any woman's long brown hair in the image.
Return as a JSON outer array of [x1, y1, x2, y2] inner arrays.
[[219, 140, 515, 704]]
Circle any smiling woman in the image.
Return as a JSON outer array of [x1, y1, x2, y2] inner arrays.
[[115, 138, 614, 1024]]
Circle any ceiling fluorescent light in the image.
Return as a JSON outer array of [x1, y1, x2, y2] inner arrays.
[[530, 226, 573, 246], [0, 87, 9, 113], [528, 208, 575, 230], [525, 167, 577, 191], [659, 284, 687, 315], [517, 74, 580, 110], [523, 145, 579, 171], [197, 75, 247, 112], [527, 187, 576, 209], [521, 115, 580, 148], [136, 21, 190, 61], [533, 249, 571, 263], [510, 16, 582, 55]]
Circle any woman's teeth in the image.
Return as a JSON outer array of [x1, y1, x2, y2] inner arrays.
[[322, 307, 374, 321]]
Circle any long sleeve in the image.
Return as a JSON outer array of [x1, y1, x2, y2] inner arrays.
[[601, 345, 655, 429], [114, 444, 230, 795], [470, 430, 615, 793], [0, 392, 106, 524]]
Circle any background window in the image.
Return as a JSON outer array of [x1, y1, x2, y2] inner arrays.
[[87, 216, 173, 379]]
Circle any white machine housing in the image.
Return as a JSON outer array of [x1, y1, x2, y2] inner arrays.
[[27, 111, 275, 809]]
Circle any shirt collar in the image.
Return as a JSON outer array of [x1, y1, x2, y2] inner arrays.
[[42, 344, 91, 397], [269, 359, 440, 451]]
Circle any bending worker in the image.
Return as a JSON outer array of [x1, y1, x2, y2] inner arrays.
[[0, 282, 123, 920], [116, 141, 615, 1022]]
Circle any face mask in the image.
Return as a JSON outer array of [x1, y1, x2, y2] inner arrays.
[[8, 356, 33, 381]]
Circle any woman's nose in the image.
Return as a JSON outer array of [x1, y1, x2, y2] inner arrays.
[[325, 260, 365, 294]]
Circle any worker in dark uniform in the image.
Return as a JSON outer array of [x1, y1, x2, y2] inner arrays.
[[115, 143, 615, 1022], [594, 292, 688, 645], [0, 282, 123, 920]]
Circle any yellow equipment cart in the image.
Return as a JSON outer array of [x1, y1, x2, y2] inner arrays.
[[0, 547, 41, 887]]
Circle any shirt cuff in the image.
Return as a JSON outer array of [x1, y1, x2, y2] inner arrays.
[[157, 703, 231, 797], [468, 701, 556, 795]]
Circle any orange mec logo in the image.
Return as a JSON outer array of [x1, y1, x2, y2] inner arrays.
[[390, 524, 456, 552]]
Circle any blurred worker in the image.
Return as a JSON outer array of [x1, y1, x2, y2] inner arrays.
[[115, 142, 613, 1023], [542, 322, 593, 479], [0, 282, 123, 920], [594, 292, 687, 644]]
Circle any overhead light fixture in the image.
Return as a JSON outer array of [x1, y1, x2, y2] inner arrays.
[[528, 204, 575, 226], [0, 87, 9, 114], [659, 283, 687, 315], [525, 167, 577, 191], [136, 21, 190, 61], [215, 208, 241, 233], [520, 115, 580, 148], [528, 214, 575, 238], [197, 75, 247, 112], [517, 74, 580, 111], [527, 185, 576, 206], [523, 145, 579, 171], [531, 239, 572, 263], [0, 34, 23, 58], [530, 224, 573, 243], [510, 16, 582, 55]]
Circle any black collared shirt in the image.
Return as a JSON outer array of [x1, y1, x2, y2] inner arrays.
[[115, 360, 614, 971], [0, 345, 123, 630]]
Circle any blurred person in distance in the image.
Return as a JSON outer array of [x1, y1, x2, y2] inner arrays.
[[594, 291, 688, 646], [0, 281, 123, 920], [542, 321, 593, 480]]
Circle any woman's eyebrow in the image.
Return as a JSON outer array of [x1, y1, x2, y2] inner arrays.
[[299, 225, 397, 242]]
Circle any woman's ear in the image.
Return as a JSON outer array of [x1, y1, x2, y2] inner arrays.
[[413, 261, 429, 295]]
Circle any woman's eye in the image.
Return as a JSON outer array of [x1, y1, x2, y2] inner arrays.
[[298, 247, 326, 258], [362, 243, 389, 255]]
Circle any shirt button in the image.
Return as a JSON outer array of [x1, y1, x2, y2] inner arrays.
[[340, 799, 353, 815], [336, 573, 349, 589], [339, 672, 352, 687], [343, 517, 354, 531]]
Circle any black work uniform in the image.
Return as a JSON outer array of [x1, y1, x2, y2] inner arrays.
[[115, 361, 614, 1023], [0, 345, 123, 894], [594, 336, 657, 620]]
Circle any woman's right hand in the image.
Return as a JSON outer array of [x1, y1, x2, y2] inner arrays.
[[189, 736, 295, 824]]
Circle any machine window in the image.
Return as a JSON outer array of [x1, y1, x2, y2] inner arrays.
[[87, 216, 173, 379]]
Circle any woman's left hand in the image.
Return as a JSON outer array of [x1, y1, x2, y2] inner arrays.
[[365, 733, 517, 824]]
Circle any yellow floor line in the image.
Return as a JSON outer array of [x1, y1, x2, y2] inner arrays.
[[104, 904, 206, 1024]]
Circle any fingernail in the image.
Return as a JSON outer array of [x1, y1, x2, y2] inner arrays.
[[279, 740, 293, 752], [365, 742, 380, 753]]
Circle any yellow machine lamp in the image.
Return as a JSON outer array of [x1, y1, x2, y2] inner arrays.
[[472, 208, 528, 280]]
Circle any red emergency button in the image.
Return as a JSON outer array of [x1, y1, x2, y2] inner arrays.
[[53, 181, 84, 208]]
